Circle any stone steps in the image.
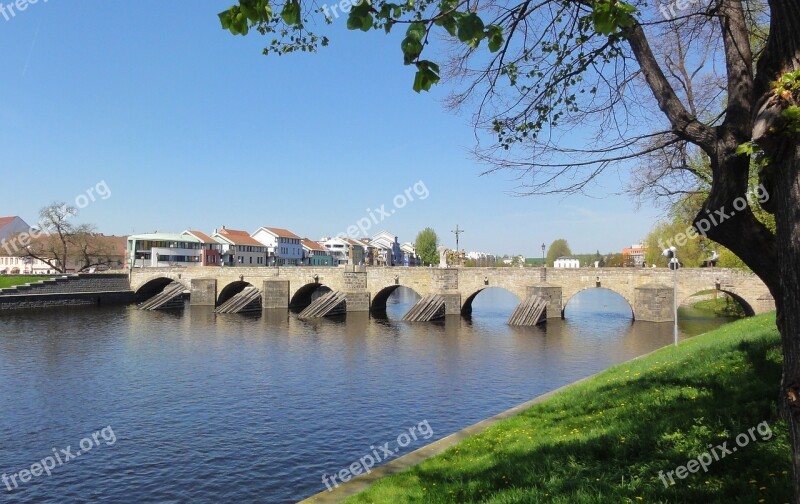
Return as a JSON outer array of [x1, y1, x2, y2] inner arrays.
[[0, 274, 131, 296]]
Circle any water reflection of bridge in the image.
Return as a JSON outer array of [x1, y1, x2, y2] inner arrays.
[[129, 266, 774, 322]]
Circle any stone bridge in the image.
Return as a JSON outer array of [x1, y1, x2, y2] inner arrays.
[[128, 266, 775, 322]]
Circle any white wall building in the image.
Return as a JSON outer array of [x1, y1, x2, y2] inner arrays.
[[319, 236, 349, 265], [252, 227, 303, 266], [370, 231, 402, 266], [554, 256, 581, 268], [319, 236, 367, 265], [127, 233, 208, 268]]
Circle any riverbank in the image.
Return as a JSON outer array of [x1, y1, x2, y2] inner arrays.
[[0, 273, 133, 310], [688, 290, 747, 317], [0, 275, 52, 289], [334, 313, 790, 503]]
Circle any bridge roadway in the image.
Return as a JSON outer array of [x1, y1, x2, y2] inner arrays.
[[128, 266, 774, 322]]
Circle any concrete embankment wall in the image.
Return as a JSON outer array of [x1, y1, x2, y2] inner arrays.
[[0, 274, 134, 310]]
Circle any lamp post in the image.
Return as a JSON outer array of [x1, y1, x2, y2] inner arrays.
[[662, 246, 679, 346], [541, 243, 546, 267]]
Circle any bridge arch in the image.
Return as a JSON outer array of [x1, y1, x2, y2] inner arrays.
[[680, 289, 755, 317], [290, 282, 332, 309], [218, 280, 259, 306], [371, 285, 423, 312], [562, 287, 634, 319], [134, 277, 182, 302], [461, 287, 521, 316]]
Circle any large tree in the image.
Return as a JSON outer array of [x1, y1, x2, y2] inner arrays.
[[415, 227, 439, 265], [16, 203, 116, 273], [220, 0, 800, 497], [546, 238, 572, 266]]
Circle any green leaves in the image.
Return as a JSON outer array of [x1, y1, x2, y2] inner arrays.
[[281, 0, 301, 26], [413, 60, 440, 93], [401, 22, 426, 65], [591, 0, 636, 35], [781, 106, 800, 134], [486, 24, 504, 52], [219, 0, 274, 35], [347, 0, 374, 31], [456, 12, 484, 48], [736, 141, 760, 156]]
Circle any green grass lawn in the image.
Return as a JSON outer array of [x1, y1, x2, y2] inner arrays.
[[690, 291, 747, 317], [0, 276, 52, 289], [346, 313, 791, 503]]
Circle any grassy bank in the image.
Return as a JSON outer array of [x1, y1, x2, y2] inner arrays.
[[0, 276, 51, 289], [346, 314, 791, 503], [690, 291, 747, 317]]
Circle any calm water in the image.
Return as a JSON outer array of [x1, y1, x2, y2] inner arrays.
[[0, 287, 736, 503]]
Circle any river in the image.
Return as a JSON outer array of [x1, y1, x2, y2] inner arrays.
[[0, 287, 736, 503]]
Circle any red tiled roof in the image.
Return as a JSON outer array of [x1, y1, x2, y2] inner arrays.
[[0, 216, 17, 229], [301, 238, 326, 251], [262, 227, 301, 239], [186, 230, 216, 243], [217, 229, 264, 247]]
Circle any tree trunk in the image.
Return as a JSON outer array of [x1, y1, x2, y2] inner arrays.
[[743, 4, 800, 500], [766, 140, 800, 503]]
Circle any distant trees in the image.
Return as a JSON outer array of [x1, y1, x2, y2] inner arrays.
[[414, 227, 439, 266], [605, 253, 624, 268], [594, 250, 605, 267], [545, 239, 572, 267]]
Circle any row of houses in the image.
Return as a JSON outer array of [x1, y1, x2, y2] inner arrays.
[[127, 227, 420, 268], [0, 216, 421, 273]]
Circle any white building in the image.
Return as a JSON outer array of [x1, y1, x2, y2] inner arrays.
[[252, 227, 303, 266], [400, 242, 418, 266], [127, 232, 215, 268], [213, 227, 267, 267], [320, 236, 349, 265], [370, 230, 402, 266], [0, 255, 53, 275], [319, 236, 366, 265], [554, 256, 580, 268]]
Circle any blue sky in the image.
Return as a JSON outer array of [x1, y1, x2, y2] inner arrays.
[[0, 1, 662, 256]]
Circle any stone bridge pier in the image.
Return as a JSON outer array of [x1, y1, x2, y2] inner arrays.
[[128, 266, 775, 323]]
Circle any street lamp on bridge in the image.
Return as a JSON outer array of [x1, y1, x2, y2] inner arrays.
[[541, 243, 546, 267], [662, 246, 679, 346]]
